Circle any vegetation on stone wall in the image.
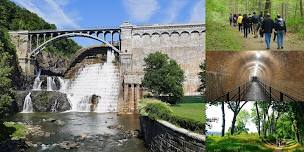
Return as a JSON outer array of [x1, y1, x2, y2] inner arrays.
[[142, 52, 185, 104]]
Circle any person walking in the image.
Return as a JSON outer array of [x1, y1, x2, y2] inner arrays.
[[262, 13, 274, 49], [252, 12, 259, 38], [274, 14, 287, 49], [233, 14, 237, 27], [237, 14, 243, 32], [242, 14, 250, 38], [229, 13, 233, 26], [273, 17, 278, 42], [248, 14, 253, 34]]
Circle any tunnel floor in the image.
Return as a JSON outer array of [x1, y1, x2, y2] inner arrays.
[[244, 81, 268, 101]]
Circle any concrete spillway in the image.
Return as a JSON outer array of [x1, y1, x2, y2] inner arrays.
[[66, 50, 120, 112]]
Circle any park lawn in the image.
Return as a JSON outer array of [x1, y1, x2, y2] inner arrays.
[[207, 134, 274, 152], [171, 96, 205, 123]]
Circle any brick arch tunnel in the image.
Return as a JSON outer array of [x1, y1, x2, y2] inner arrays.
[[206, 51, 304, 102]]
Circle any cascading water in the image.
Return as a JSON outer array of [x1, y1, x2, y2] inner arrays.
[[21, 92, 33, 113], [51, 98, 58, 112], [66, 50, 120, 113], [58, 77, 68, 93], [47, 77, 56, 91], [33, 69, 43, 90]]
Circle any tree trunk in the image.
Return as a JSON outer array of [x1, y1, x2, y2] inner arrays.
[[221, 101, 225, 137], [255, 102, 261, 136], [230, 113, 237, 135], [264, 0, 271, 15], [300, 0, 304, 17]]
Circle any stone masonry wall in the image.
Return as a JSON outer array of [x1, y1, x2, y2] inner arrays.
[[140, 116, 205, 152], [121, 23, 205, 96]]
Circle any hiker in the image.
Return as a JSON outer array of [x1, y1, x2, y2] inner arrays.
[[233, 14, 237, 27], [274, 14, 287, 49], [262, 13, 274, 49], [229, 13, 233, 26], [248, 14, 253, 34], [237, 14, 243, 32], [273, 17, 278, 42], [242, 14, 250, 38], [252, 12, 259, 38]]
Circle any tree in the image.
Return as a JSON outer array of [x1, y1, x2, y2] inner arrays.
[[142, 52, 185, 104], [227, 101, 248, 135]]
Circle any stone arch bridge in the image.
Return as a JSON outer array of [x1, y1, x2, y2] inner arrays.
[[9, 22, 205, 113]]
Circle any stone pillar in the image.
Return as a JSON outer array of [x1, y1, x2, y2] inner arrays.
[[135, 84, 140, 111], [120, 22, 133, 53], [124, 83, 129, 102], [36, 34, 39, 47], [8, 31, 34, 75], [111, 31, 114, 45], [129, 84, 135, 112], [43, 34, 46, 43]]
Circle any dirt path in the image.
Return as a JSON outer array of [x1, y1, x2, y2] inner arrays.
[[231, 26, 304, 51]]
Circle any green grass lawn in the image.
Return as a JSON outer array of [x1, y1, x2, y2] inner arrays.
[[171, 96, 205, 123], [207, 134, 274, 152]]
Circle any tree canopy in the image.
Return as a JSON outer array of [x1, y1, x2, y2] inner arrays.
[[142, 52, 185, 104]]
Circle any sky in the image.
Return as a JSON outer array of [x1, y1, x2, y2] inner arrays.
[[206, 102, 258, 134], [11, 0, 205, 46]]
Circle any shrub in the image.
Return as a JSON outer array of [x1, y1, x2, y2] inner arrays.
[[142, 99, 204, 132], [144, 100, 172, 119]]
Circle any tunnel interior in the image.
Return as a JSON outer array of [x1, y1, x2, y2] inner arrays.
[[206, 51, 304, 101]]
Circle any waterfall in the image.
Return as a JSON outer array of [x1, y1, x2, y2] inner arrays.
[[47, 77, 56, 91], [33, 69, 43, 90], [21, 92, 33, 113], [58, 77, 68, 92], [66, 50, 120, 113], [51, 98, 59, 112]]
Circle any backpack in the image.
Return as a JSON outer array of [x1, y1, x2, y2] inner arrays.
[[277, 18, 285, 30]]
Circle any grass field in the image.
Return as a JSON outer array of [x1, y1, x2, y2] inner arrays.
[[207, 134, 273, 152], [171, 96, 205, 123], [207, 134, 304, 152]]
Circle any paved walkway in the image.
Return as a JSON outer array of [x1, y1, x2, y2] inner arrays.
[[244, 81, 268, 101]]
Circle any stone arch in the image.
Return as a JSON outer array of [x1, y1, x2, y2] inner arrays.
[[170, 31, 180, 37], [142, 33, 151, 38], [29, 33, 120, 57], [181, 31, 190, 35], [151, 32, 160, 37]]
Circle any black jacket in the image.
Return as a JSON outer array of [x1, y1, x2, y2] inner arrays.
[[242, 17, 250, 28], [274, 18, 287, 32], [262, 17, 274, 33]]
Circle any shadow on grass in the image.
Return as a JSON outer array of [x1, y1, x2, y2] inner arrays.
[[177, 96, 205, 104]]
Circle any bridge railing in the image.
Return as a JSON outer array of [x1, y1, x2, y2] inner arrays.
[[257, 80, 300, 102], [210, 81, 251, 102]]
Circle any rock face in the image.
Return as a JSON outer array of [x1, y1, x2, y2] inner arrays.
[[36, 51, 69, 76], [15, 91, 71, 112]]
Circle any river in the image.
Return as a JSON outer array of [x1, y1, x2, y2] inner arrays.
[[10, 112, 147, 152]]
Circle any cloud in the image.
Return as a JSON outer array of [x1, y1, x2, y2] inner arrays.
[[189, 0, 205, 23], [123, 0, 159, 22], [163, 0, 187, 23], [12, 0, 80, 29]]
